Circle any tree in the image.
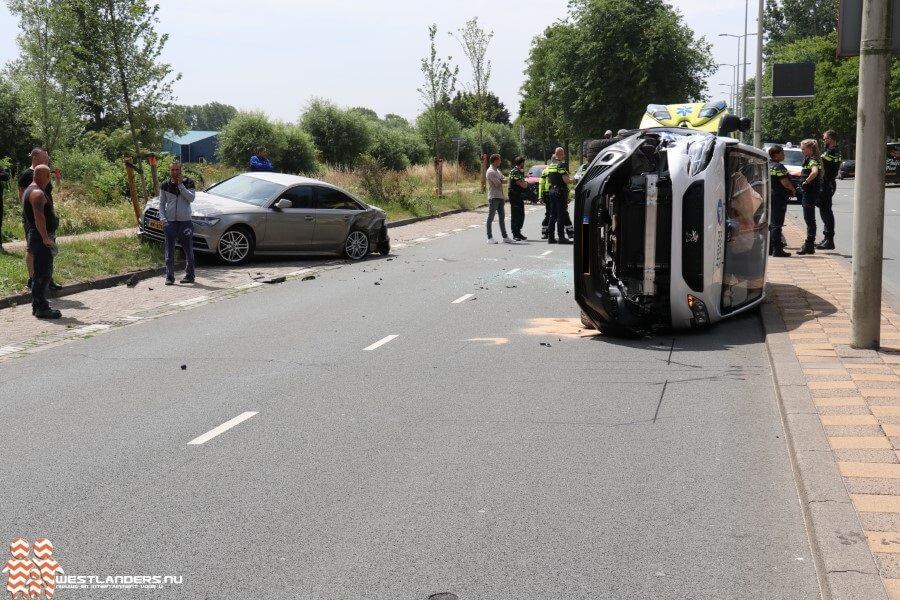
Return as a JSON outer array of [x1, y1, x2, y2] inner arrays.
[[383, 113, 412, 129], [416, 108, 461, 161], [63, 0, 119, 131], [274, 122, 317, 174], [350, 106, 379, 121], [417, 24, 458, 195], [300, 99, 372, 168], [6, 0, 82, 152], [452, 18, 493, 191], [179, 102, 238, 130], [100, 0, 180, 199], [518, 0, 715, 143], [764, 0, 837, 48], [367, 124, 411, 171], [447, 91, 510, 128], [0, 80, 34, 166]]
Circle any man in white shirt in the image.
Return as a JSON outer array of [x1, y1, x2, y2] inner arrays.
[[485, 154, 514, 244]]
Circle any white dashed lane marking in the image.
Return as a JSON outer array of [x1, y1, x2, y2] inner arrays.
[[413, 237, 430, 242], [452, 293, 474, 304], [364, 334, 399, 351], [0, 346, 24, 356], [187, 411, 259, 446], [540, 250, 553, 257]]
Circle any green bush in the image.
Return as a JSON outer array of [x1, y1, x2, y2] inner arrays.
[[415, 108, 461, 160], [367, 125, 410, 171], [55, 148, 110, 183], [219, 112, 317, 174], [218, 111, 278, 168], [300, 99, 372, 168], [275, 123, 317, 175]]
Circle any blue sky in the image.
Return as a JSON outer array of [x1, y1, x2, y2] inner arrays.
[[0, 0, 758, 123]]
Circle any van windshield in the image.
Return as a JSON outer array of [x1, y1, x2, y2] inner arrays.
[[722, 150, 769, 313]]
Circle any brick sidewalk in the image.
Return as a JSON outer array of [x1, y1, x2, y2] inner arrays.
[[769, 216, 900, 598], [0, 205, 537, 362]]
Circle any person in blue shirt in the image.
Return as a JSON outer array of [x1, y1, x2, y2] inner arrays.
[[249, 146, 274, 171]]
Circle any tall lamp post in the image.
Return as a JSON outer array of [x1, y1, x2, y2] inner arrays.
[[718, 34, 743, 116], [718, 83, 735, 110]]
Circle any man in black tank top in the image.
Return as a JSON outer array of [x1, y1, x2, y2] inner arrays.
[[23, 165, 61, 319], [18, 147, 62, 289]]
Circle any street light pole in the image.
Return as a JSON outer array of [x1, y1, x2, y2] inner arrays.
[[753, 0, 763, 147], [742, 0, 749, 120], [851, 0, 891, 349]]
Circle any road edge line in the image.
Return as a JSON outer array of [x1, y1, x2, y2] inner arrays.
[[760, 300, 887, 600]]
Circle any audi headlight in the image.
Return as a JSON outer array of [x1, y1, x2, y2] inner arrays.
[[191, 216, 220, 227]]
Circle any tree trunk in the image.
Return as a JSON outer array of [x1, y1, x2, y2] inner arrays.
[[106, 0, 147, 202]]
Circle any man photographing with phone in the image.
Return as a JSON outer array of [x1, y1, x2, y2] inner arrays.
[[159, 161, 197, 285], [22, 164, 60, 319]]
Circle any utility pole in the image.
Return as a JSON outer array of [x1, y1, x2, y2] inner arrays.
[[851, 0, 891, 349], [753, 0, 763, 147], [742, 0, 749, 124]]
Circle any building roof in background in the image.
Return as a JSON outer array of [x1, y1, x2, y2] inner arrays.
[[163, 130, 219, 145]]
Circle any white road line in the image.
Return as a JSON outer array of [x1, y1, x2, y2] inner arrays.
[[468, 224, 480, 228], [236, 282, 263, 290], [452, 293, 474, 304], [393, 243, 407, 249], [187, 411, 258, 445], [0, 345, 24, 356], [452, 228, 465, 232], [433, 232, 448, 237], [364, 334, 399, 351], [506, 268, 521, 275], [171, 295, 208, 307], [413, 237, 430, 242], [72, 324, 111, 335], [540, 250, 553, 257], [122, 316, 142, 322], [285, 269, 312, 277]]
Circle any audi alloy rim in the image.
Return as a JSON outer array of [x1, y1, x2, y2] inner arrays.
[[219, 230, 251, 263], [346, 231, 369, 260]]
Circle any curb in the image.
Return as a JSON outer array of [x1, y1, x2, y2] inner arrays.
[[1, 266, 166, 310], [0, 204, 489, 309], [760, 300, 888, 600]]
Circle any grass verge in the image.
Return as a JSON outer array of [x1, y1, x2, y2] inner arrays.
[[0, 236, 163, 297]]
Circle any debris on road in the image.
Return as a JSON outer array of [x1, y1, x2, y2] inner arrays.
[[126, 274, 138, 288], [540, 342, 552, 347], [180, 364, 187, 370], [302, 275, 316, 281]]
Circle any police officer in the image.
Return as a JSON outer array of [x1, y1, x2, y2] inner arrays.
[[797, 138, 822, 255], [817, 129, 841, 250], [508, 155, 528, 240], [546, 147, 572, 244], [768, 145, 795, 258]]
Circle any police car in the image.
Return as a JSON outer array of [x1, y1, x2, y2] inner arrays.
[[574, 116, 769, 336]]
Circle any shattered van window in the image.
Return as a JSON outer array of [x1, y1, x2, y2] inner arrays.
[[722, 151, 769, 313]]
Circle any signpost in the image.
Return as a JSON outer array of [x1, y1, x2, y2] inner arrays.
[[451, 136, 463, 185]]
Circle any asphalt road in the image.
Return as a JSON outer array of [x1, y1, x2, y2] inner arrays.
[[0, 213, 819, 599], [787, 179, 900, 303]]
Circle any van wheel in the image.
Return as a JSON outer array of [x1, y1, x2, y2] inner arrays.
[[580, 310, 597, 329]]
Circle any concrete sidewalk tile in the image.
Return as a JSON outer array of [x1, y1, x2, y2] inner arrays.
[[798, 451, 855, 501], [869, 532, 900, 554], [809, 502, 882, 579], [822, 414, 878, 426], [809, 380, 860, 390], [778, 385, 817, 414], [788, 413, 832, 451], [864, 389, 900, 399], [815, 397, 866, 407], [853, 494, 900, 513], [885, 578, 900, 599], [841, 462, 900, 479], [804, 368, 850, 376], [831, 437, 893, 450], [874, 406, 900, 417], [886, 424, 900, 437]]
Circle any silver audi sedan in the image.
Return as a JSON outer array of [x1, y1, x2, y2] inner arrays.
[[140, 172, 390, 264]]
